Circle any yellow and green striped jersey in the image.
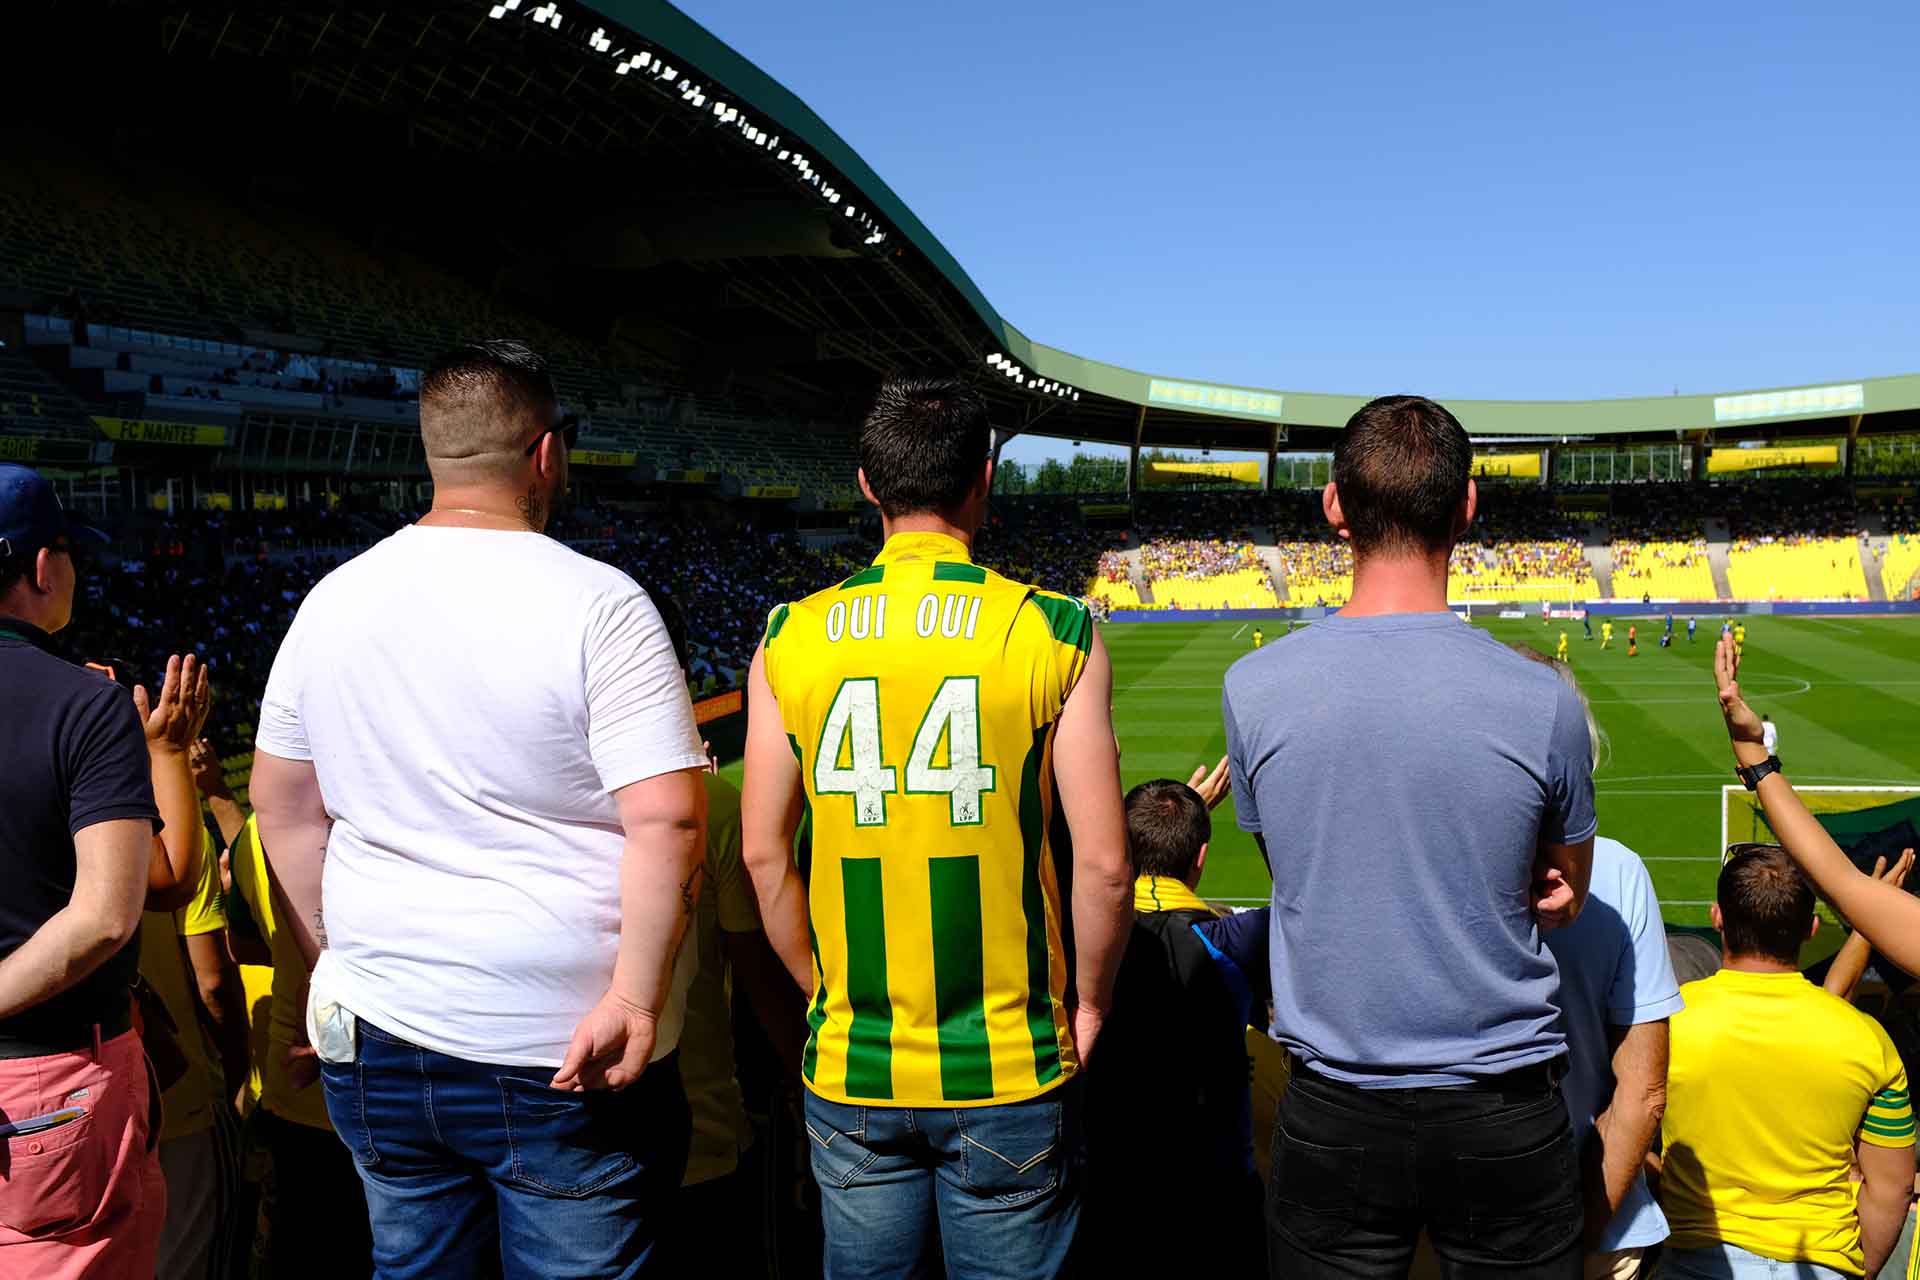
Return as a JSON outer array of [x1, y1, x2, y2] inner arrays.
[[764, 531, 1093, 1108]]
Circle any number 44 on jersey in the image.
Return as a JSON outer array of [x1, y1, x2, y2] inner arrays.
[[814, 677, 997, 828]]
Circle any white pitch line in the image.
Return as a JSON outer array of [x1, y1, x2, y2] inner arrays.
[[1230, 622, 1249, 640]]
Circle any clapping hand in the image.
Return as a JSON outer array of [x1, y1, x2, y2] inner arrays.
[[1185, 756, 1231, 810], [133, 654, 212, 754]]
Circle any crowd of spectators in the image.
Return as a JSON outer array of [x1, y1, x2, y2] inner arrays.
[[1140, 537, 1265, 581]]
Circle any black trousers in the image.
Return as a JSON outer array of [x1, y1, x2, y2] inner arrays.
[[1267, 1062, 1582, 1280]]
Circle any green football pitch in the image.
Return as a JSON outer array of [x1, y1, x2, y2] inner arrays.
[[1106, 615, 1920, 925]]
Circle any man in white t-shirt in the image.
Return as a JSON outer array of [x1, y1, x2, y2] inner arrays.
[[249, 340, 709, 1278]]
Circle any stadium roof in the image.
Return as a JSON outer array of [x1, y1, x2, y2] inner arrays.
[[19, 1, 1920, 453]]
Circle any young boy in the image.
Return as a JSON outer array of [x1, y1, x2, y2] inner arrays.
[[1083, 779, 1270, 1273]]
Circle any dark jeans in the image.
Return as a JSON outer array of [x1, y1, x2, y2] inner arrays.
[[1268, 1062, 1582, 1280], [319, 1018, 690, 1280]]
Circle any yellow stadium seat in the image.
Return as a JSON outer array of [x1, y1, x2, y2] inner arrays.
[[1725, 538, 1867, 600]]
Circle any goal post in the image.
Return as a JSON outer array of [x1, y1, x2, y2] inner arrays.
[[1720, 785, 1920, 857]]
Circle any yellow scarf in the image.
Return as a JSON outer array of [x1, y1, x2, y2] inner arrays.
[[1133, 875, 1211, 915]]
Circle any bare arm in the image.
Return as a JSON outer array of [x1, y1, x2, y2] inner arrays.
[[191, 737, 249, 849], [0, 818, 150, 1021], [1716, 638, 1920, 977], [138, 655, 212, 912], [185, 930, 250, 1107], [740, 644, 813, 994], [551, 766, 707, 1092], [725, 928, 809, 1076], [1581, 1021, 1669, 1246], [1856, 1138, 1915, 1277], [1051, 626, 1133, 1064], [251, 750, 331, 971]]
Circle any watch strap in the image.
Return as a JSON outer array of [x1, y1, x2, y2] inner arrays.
[[1736, 755, 1783, 791]]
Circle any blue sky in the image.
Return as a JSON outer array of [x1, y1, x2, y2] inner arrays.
[[679, 0, 1918, 463]]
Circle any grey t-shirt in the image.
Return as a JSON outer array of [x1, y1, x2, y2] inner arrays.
[[1223, 611, 1597, 1086]]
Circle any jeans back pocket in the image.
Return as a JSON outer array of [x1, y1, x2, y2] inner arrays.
[[954, 1098, 1063, 1207], [498, 1076, 639, 1199]]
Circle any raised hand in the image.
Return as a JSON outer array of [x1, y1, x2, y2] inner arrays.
[[133, 654, 211, 754], [1186, 756, 1232, 810], [1882, 849, 1916, 892], [1713, 635, 1765, 749], [190, 737, 229, 798]]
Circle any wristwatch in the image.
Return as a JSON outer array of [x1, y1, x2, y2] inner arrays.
[[1735, 755, 1783, 791]]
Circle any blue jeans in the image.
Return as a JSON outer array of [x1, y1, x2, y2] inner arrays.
[[1663, 1243, 1854, 1280], [803, 1084, 1081, 1280], [320, 1018, 689, 1280]]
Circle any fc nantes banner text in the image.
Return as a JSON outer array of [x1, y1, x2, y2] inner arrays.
[[1142, 460, 1260, 487], [93, 417, 229, 447], [1707, 445, 1840, 474]]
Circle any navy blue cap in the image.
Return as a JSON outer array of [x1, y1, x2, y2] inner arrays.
[[0, 464, 108, 564]]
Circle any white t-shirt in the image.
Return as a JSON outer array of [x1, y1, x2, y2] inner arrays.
[[1763, 720, 1778, 756], [256, 525, 708, 1067]]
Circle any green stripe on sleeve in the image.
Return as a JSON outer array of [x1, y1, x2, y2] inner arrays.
[[1016, 725, 1064, 1086], [840, 858, 895, 1100], [929, 855, 994, 1102], [1027, 594, 1092, 654], [932, 562, 988, 584], [1861, 1115, 1916, 1137], [840, 566, 885, 590], [1875, 1088, 1910, 1103], [765, 603, 791, 645]]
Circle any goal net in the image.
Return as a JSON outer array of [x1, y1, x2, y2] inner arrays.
[[1721, 786, 1920, 858]]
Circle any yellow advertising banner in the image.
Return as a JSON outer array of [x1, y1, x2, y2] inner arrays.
[[1142, 460, 1260, 486], [1472, 452, 1542, 478], [745, 484, 801, 499], [568, 449, 638, 468], [92, 417, 229, 447], [1707, 444, 1840, 473]]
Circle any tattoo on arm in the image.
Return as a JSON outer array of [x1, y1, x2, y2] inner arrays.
[[679, 865, 702, 918], [312, 910, 328, 950]]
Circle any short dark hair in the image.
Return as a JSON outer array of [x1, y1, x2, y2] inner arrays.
[[858, 377, 991, 518], [1124, 779, 1211, 880], [419, 339, 558, 456], [1717, 845, 1815, 965], [1331, 395, 1473, 555]]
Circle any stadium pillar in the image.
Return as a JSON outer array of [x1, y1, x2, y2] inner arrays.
[[1128, 406, 1145, 496], [1844, 413, 1862, 478], [1266, 425, 1281, 492]]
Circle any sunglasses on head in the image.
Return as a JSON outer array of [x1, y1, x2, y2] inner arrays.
[[524, 413, 580, 457]]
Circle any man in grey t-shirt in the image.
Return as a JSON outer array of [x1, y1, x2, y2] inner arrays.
[[1224, 395, 1596, 1280]]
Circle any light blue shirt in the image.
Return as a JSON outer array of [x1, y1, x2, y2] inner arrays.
[[1544, 836, 1684, 1251], [1223, 611, 1598, 1085]]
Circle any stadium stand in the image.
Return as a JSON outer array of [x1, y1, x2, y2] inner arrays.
[[1608, 486, 1717, 599], [1723, 479, 1869, 600], [1141, 539, 1280, 610]]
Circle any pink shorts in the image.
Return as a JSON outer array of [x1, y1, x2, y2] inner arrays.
[[0, 1027, 167, 1278]]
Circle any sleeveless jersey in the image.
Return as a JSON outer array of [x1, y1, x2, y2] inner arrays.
[[763, 531, 1093, 1107]]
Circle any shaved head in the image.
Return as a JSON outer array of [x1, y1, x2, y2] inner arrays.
[[420, 340, 559, 480]]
